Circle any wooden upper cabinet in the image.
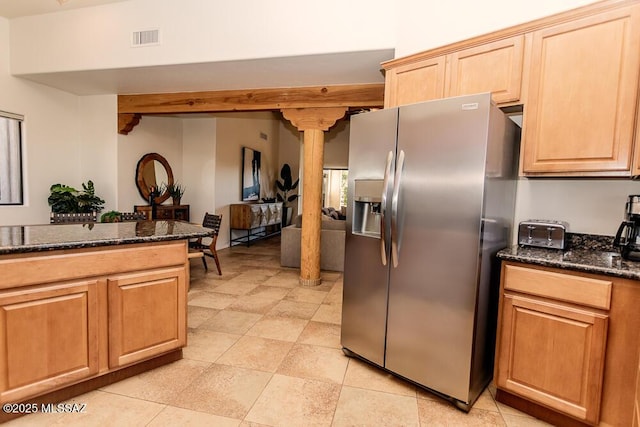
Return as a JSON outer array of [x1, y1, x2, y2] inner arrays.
[[384, 56, 446, 108], [522, 5, 640, 175], [446, 35, 524, 104]]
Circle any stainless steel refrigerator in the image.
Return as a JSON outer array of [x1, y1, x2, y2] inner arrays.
[[341, 93, 519, 411]]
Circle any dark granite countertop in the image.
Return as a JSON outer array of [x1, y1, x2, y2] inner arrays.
[[497, 233, 640, 281], [0, 221, 212, 255]]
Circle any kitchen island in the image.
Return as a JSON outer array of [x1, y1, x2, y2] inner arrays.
[[495, 234, 640, 427], [0, 221, 211, 421]]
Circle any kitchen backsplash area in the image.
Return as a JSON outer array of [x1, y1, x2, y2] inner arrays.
[[513, 177, 640, 243]]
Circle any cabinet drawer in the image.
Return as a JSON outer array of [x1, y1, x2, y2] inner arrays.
[[503, 264, 612, 310]]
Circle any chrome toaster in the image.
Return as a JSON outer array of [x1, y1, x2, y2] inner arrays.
[[518, 220, 569, 250]]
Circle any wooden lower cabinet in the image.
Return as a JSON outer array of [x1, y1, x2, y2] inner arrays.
[[0, 242, 189, 406], [496, 293, 608, 424], [496, 262, 640, 426], [108, 267, 187, 368], [0, 280, 100, 403]]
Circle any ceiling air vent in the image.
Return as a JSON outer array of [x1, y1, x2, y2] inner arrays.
[[132, 29, 160, 47]]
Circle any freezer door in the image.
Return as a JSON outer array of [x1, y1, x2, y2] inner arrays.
[[385, 94, 492, 402], [341, 108, 397, 367]]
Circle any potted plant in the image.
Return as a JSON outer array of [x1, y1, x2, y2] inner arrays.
[[166, 182, 186, 205], [100, 210, 122, 223], [48, 180, 105, 213], [276, 164, 299, 226]]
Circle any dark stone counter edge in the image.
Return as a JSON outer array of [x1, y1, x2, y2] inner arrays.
[[0, 231, 212, 256], [497, 233, 640, 281], [497, 251, 640, 281]]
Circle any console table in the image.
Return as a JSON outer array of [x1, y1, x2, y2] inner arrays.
[[135, 204, 190, 221], [230, 202, 282, 246]]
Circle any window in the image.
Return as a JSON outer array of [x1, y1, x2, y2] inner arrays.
[[0, 111, 24, 205], [322, 168, 348, 209]]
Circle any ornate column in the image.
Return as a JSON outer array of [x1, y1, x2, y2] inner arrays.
[[281, 107, 347, 286]]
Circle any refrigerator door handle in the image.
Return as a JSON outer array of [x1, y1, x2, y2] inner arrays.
[[391, 149, 405, 267], [380, 151, 394, 266]]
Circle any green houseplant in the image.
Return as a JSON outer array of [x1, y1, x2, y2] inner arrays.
[[48, 180, 105, 213], [100, 210, 122, 223], [166, 182, 186, 205], [276, 164, 299, 226]]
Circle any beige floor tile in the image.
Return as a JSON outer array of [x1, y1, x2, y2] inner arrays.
[[323, 284, 343, 305], [417, 396, 506, 426], [277, 343, 348, 384], [267, 299, 320, 319], [502, 414, 555, 426], [227, 294, 282, 314], [200, 310, 263, 335], [147, 405, 241, 427], [285, 287, 328, 304], [213, 280, 261, 296], [187, 305, 218, 328], [246, 285, 291, 299], [333, 385, 420, 427], [27, 390, 165, 427], [320, 271, 342, 282], [246, 315, 308, 342], [232, 270, 278, 284], [170, 364, 272, 419], [217, 335, 293, 372], [473, 388, 500, 412], [245, 374, 341, 426], [188, 291, 237, 310], [311, 303, 342, 325], [343, 358, 417, 397], [100, 359, 209, 403], [3, 409, 66, 426], [297, 321, 342, 349], [262, 272, 300, 288], [183, 328, 241, 362]]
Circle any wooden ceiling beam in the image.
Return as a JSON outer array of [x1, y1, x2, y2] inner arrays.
[[118, 83, 384, 115]]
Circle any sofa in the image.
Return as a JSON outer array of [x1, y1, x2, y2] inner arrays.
[[280, 215, 345, 272]]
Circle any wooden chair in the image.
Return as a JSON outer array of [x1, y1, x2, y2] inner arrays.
[[189, 213, 222, 275], [50, 211, 97, 224]]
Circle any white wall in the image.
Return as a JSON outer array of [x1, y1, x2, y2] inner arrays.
[[116, 116, 183, 211], [324, 119, 350, 169], [9, 0, 394, 75], [214, 112, 281, 248], [182, 117, 217, 227], [79, 95, 118, 214], [0, 17, 81, 225], [515, 179, 640, 237]]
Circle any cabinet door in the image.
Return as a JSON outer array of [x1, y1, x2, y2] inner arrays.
[[496, 294, 608, 424], [447, 35, 524, 104], [0, 280, 100, 403], [108, 267, 186, 368], [384, 56, 446, 108], [522, 5, 640, 175], [250, 205, 263, 228]]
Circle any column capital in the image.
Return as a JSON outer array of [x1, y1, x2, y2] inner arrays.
[[281, 107, 347, 131]]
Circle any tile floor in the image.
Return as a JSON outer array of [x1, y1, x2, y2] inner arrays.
[[6, 237, 553, 426]]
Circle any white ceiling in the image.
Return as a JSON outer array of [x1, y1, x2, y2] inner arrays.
[[0, 0, 391, 95]]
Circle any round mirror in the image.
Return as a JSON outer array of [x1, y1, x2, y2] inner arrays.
[[135, 153, 174, 204]]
